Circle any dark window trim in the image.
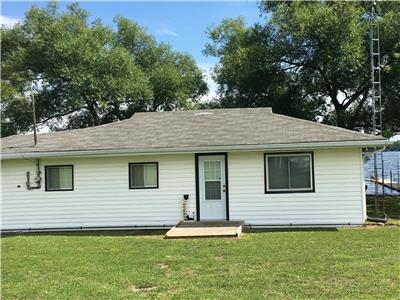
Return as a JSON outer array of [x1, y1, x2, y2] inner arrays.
[[129, 162, 159, 190], [195, 153, 229, 221], [45, 165, 74, 192], [264, 152, 315, 194]]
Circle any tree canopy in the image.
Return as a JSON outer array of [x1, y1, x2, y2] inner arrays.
[[1, 2, 207, 136], [205, 1, 400, 136]]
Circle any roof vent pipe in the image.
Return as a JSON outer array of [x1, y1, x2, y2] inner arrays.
[[32, 92, 38, 147]]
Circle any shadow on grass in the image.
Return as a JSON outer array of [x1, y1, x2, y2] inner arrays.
[[1, 227, 342, 238], [244, 227, 339, 233]]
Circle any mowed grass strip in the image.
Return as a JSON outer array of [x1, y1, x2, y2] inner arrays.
[[2, 228, 399, 299]]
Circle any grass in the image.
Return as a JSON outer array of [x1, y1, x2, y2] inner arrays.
[[2, 228, 400, 299]]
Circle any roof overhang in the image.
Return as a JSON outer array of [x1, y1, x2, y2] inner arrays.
[[1, 139, 391, 160]]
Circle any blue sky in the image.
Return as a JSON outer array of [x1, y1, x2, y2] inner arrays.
[[1, 1, 264, 99]]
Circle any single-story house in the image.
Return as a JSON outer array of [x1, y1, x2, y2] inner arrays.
[[1, 107, 389, 231]]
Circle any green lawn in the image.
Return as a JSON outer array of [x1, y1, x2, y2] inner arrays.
[[2, 228, 399, 299]]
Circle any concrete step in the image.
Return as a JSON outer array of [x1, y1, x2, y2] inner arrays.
[[165, 221, 244, 239]]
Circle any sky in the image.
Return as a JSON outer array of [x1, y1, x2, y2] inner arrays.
[[1, 1, 264, 99]]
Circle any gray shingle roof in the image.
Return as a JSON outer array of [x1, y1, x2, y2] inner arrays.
[[1, 107, 386, 155]]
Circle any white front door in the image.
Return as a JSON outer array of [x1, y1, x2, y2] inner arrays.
[[198, 155, 227, 220]]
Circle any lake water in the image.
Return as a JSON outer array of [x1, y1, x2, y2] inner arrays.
[[364, 151, 400, 195]]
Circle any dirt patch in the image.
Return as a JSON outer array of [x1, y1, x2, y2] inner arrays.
[[158, 263, 169, 269], [214, 256, 225, 260], [129, 284, 158, 293]]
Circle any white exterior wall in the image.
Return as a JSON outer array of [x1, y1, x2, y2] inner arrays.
[[228, 148, 365, 225], [1, 154, 196, 230], [1, 148, 366, 230]]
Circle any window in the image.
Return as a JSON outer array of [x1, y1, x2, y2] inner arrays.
[[129, 162, 158, 189], [45, 165, 74, 191], [265, 153, 314, 193], [204, 160, 222, 200]]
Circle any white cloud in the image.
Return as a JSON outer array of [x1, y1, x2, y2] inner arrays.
[[1, 15, 21, 28], [156, 27, 178, 37], [198, 62, 218, 102]]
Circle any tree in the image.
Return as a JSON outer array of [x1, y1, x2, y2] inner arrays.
[[1, 2, 207, 136], [382, 51, 400, 137], [205, 1, 400, 134], [204, 18, 324, 120]]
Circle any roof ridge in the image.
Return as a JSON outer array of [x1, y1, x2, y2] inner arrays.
[[134, 107, 273, 114], [2, 108, 274, 139], [272, 112, 382, 139]]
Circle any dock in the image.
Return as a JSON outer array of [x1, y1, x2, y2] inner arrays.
[[371, 176, 400, 192], [165, 221, 244, 239]]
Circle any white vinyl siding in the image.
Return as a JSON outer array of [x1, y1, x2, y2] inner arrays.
[[229, 148, 365, 225], [1, 154, 196, 230], [0, 148, 366, 230]]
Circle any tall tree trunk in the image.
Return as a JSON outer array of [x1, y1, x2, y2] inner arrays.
[[335, 106, 347, 128], [82, 94, 100, 126], [330, 91, 347, 128]]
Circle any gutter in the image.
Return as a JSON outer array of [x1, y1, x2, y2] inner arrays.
[[1, 139, 392, 160]]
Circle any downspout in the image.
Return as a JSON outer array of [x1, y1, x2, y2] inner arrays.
[[26, 159, 42, 190]]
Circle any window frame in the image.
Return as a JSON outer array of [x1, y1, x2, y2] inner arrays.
[[129, 162, 159, 190], [45, 165, 74, 192], [264, 152, 315, 194]]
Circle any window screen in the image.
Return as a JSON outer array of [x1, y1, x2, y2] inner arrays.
[[45, 165, 73, 191], [266, 153, 313, 192], [130, 163, 158, 189]]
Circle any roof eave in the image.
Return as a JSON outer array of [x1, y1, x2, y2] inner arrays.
[[1, 139, 391, 160]]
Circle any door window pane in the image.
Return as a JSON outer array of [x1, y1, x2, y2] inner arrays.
[[204, 161, 221, 180], [205, 181, 221, 200]]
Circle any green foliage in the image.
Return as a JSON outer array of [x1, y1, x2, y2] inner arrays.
[[386, 140, 400, 152], [1, 3, 207, 136], [382, 51, 400, 137], [205, 1, 400, 133], [204, 18, 324, 121], [2, 228, 399, 299]]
